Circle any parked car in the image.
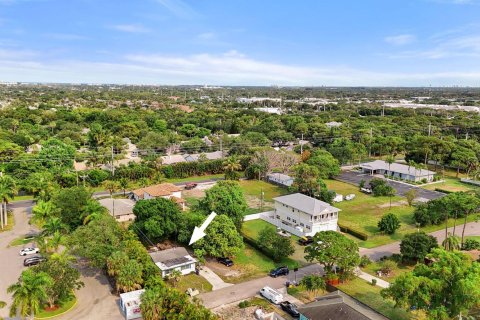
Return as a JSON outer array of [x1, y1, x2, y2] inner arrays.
[[217, 257, 234, 267], [345, 194, 356, 201], [360, 187, 372, 194], [23, 256, 46, 267], [260, 286, 284, 304], [269, 266, 289, 278], [298, 236, 313, 246], [185, 183, 198, 190], [19, 247, 40, 256], [280, 301, 300, 318]]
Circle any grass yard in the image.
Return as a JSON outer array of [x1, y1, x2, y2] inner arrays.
[[423, 177, 479, 193], [239, 180, 289, 213], [467, 236, 480, 242], [0, 213, 14, 233], [361, 258, 415, 281], [166, 174, 224, 184], [35, 296, 77, 319], [174, 273, 212, 294], [337, 278, 414, 320], [13, 194, 35, 201]]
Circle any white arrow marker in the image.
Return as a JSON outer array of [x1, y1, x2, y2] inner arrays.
[[189, 211, 217, 245]]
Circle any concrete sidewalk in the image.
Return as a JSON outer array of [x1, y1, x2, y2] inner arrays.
[[355, 268, 390, 288], [200, 266, 233, 290]]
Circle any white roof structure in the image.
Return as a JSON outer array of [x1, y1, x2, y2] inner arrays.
[[149, 247, 197, 272], [273, 193, 340, 216], [360, 160, 435, 177], [267, 173, 293, 182], [99, 198, 135, 217], [325, 121, 342, 128]]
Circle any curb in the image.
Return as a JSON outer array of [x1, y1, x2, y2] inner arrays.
[[34, 297, 77, 320]]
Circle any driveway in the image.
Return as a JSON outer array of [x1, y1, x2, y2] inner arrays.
[[0, 201, 38, 319], [198, 264, 323, 309], [360, 221, 480, 261], [337, 171, 444, 201]]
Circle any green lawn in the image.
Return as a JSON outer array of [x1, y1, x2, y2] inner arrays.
[[239, 180, 289, 202], [13, 194, 35, 201], [35, 296, 77, 319], [166, 174, 224, 184], [337, 278, 414, 320], [467, 236, 480, 242], [423, 177, 479, 193], [361, 258, 415, 281], [174, 273, 212, 294], [326, 179, 480, 248]]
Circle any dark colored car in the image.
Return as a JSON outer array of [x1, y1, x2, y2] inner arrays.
[[185, 183, 198, 190], [217, 257, 234, 267], [269, 266, 289, 278], [23, 256, 46, 267], [298, 236, 313, 246], [280, 301, 300, 318]]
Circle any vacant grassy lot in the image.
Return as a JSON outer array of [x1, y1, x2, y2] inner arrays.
[[423, 177, 479, 193], [361, 258, 415, 281], [337, 278, 413, 320], [174, 273, 212, 294], [239, 180, 289, 213]]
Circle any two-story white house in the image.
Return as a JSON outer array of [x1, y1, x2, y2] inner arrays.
[[271, 193, 340, 237]]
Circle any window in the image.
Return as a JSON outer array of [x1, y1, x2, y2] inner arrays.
[[286, 217, 291, 221], [180, 264, 191, 271], [292, 208, 294, 212], [300, 223, 304, 227], [306, 225, 311, 230], [276, 215, 280, 219], [292, 219, 296, 223]]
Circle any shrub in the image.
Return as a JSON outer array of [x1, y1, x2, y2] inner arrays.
[[371, 279, 377, 286], [338, 223, 368, 240], [359, 255, 372, 267], [379, 260, 396, 275], [463, 239, 480, 250], [377, 213, 401, 234]]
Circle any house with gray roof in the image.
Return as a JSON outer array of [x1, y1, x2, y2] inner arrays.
[[298, 291, 388, 320], [359, 160, 435, 182], [149, 247, 197, 278], [271, 193, 339, 237], [267, 173, 294, 187]]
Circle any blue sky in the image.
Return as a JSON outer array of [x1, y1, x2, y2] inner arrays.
[[0, 0, 480, 86]]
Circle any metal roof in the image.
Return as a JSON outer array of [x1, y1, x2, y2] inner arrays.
[[273, 193, 340, 215]]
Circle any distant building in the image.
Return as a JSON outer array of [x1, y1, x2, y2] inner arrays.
[[149, 247, 197, 278], [298, 290, 388, 320], [119, 289, 144, 320], [325, 121, 342, 128], [267, 173, 294, 187], [130, 183, 185, 210], [359, 160, 435, 182], [271, 193, 339, 237]]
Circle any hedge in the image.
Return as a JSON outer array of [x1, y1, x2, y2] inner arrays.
[[161, 155, 251, 178], [337, 223, 369, 240], [434, 188, 453, 194], [242, 234, 277, 261]]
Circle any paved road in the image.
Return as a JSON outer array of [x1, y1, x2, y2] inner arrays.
[[360, 221, 480, 261], [198, 264, 323, 309], [337, 171, 444, 201], [0, 202, 38, 319]]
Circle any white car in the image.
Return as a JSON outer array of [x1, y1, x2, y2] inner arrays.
[[19, 247, 40, 256]]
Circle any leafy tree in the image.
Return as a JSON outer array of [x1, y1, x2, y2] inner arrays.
[[257, 227, 295, 262], [52, 186, 92, 229], [369, 178, 395, 197], [42, 217, 68, 236], [176, 212, 205, 244], [33, 254, 84, 308], [0, 174, 17, 229], [223, 157, 241, 180], [107, 251, 129, 277], [292, 163, 335, 203], [192, 215, 244, 258], [140, 285, 215, 320], [299, 274, 325, 298], [462, 238, 480, 250], [166, 270, 182, 287], [400, 232, 438, 262], [118, 178, 130, 196], [304, 231, 360, 275], [405, 189, 417, 206], [198, 181, 247, 230], [38, 138, 76, 169], [378, 213, 401, 234], [7, 269, 54, 319], [116, 259, 143, 293], [382, 249, 480, 320], [32, 200, 56, 224], [306, 149, 340, 178], [131, 198, 181, 241]]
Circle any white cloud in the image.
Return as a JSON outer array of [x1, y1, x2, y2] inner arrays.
[[385, 34, 416, 46], [110, 24, 150, 33], [0, 49, 479, 86]]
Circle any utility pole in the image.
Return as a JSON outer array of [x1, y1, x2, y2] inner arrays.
[[466, 132, 469, 140], [428, 123, 432, 136], [111, 145, 115, 177], [369, 128, 373, 158], [260, 188, 264, 211], [300, 134, 304, 154]]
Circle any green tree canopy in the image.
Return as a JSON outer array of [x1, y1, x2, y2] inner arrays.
[[257, 226, 295, 262], [377, 213, 401, 235], [400, 232, 438, 262]]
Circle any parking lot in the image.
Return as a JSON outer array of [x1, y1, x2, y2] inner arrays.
[[337, 171, 445, 201]]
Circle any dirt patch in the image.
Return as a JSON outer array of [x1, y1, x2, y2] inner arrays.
[[214, 305, 260, 320], [205, 260, 241, 278], [183, 189, 205, 199], [245, 195, 274, 210], [377, 200, 407, 208]]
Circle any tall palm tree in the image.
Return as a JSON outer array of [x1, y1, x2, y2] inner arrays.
[[442, 233, 461, 251], [81, 200, 106, 225], [0, 175, 17, 229], [0, 300, 6, 320], [118, 178, 130, 196], [7, 269, 53, 319], [42, 217, 68, 236], [223, 157, 241, 180], [106, 251, 129, 277], [102, 180, 120, 217]]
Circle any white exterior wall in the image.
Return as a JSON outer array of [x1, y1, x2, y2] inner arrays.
[[160, 262, 196, 278], [273, 202, 338, 237], [115, 214, 136, 222], [171, 191, 182, 198]]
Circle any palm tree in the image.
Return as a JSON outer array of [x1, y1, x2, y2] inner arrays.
[[299, 274, 326, 299], [42, 217, 68, 236], [7, 269, 53, 319], [32, 201, 55, 225], [166, 270, 182, 287], [0, 174, 17, 229], [118, 178, 129, 196], [140, 286, 164, 320], [116, 260, 143, 293], [102, 180, 120, 217], [81, 200, 106, 225], [442, 233, 461, 251], [223, 157, 242, 180], [106, 251, 129, 277], [0, 300, 6, 320]]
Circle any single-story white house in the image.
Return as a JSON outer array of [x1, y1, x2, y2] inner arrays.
[[359, 160, 435, 182], [267, 173, 294, 187], [269, 193, 340, 237], [149, 247, 197, 278], [119, 289, 144, 320], [325, 121, 342, 128]]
